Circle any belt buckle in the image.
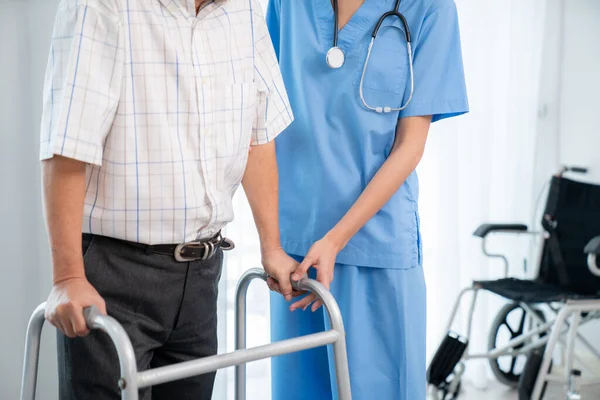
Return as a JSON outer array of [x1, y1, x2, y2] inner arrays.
[[174, 241, 211, 262]]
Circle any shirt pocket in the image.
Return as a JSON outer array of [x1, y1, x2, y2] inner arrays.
[[353, 35, 410, 98], [212, 81, 258, 193]]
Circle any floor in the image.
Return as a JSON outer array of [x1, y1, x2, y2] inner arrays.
[[454, 381, 600, 400]]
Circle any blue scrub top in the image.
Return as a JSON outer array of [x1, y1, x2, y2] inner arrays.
[[267, 0, 469, 268]]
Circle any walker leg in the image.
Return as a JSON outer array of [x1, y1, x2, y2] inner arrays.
[[20, 303, 46, 400], [83, 306, 139, 400], [234, 269, 267, 400], [297, 279, 351, 399]]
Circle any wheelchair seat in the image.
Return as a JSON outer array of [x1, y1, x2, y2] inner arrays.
[[475, 177, 600, 304], [474, 277, 600, 303]]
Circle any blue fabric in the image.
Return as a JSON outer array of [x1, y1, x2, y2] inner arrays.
[[270, 258, 427, 400], [267, 0, 468, 268]]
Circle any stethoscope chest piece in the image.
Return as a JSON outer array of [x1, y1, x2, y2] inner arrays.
[[326, 46, 345, 69]]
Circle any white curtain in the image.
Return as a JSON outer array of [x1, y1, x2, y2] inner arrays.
[[420, 0, 550, 389], [217, 0, 552, 397]]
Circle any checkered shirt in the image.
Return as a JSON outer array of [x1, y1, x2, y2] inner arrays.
[[40, 0, 293, 244]]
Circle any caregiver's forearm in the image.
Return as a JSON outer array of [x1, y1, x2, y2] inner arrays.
[[42, 156, 87, 284], [242, 141, 282, 253], [327, 115, 432, 249]]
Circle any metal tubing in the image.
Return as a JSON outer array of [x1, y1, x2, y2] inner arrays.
[[20, 303, 46, 400], [532, 301, 600, 400], [520, 301, 600, 369], [467, 322, 553, 360], [444, 286, 474, 334], [564, 312, 582, 383], [234, 268, 267, 400], [83, 306, 138, 400], [465, 288, 479, 342], [469, 309, 596, 377], [487, 320, 555, 358], [546, 305, 600, 363], [295, 277, 351, 400], [481, 238, 509, 277], [468, 336, 553, 361], [233, 268, 351, 400], [23, 269, 351, 400], [545, 307, 600, 375], [531, 305, 570, 400], [20, 304, 138, 400], [520, 302, 545, 325], [139, 331, 340, 388]]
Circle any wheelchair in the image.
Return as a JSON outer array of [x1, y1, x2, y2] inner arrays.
[[426, 167, 600, 400]]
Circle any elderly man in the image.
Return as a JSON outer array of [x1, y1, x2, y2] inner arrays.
[[40, 0, 295, 398]]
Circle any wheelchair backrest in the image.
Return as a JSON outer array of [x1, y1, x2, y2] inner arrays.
[[537, 176, 600, 295]]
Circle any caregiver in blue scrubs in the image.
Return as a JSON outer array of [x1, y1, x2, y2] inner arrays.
[[265, 0, 468, 398]]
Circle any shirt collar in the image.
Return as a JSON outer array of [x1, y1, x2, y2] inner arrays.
[[157, 0, 226, 19]]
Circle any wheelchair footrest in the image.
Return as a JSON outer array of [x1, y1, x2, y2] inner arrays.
[[427, 332, 468, 387], [518, 346, 552, 400]]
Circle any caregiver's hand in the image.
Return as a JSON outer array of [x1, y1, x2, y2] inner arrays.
[[262, 248, 300, 302], [290, 234, 340, 312]]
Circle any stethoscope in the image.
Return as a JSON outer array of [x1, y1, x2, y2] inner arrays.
[[326, 0, 414, 113]]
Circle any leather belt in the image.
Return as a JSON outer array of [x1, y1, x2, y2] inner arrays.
[[126, 231, 235, 262]]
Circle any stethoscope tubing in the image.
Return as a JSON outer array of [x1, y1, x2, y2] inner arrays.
[[328, 0, 415, 113]]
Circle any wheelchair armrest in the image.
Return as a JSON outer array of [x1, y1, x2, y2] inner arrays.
[[473, 223, 529, 238], [584, 236, 600, 255]]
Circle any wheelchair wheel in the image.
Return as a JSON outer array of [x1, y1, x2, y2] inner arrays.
[[487, 302, 546, 388]]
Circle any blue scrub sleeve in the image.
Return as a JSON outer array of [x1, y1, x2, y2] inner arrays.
[[398, 1, 469, 122]]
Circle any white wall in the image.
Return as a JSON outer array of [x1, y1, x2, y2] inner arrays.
[[556, 0, 600, 352], [532, 0, 563, 203], [0, 0, 59, 398], [558, 0, 600, 182]]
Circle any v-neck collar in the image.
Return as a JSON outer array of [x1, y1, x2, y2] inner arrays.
[[313, 0, 387, 54]]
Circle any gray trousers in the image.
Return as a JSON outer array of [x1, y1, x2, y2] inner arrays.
[[57, 234, 223, 399]]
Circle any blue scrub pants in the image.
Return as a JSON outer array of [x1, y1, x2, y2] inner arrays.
[[270, 258, 426, 400]]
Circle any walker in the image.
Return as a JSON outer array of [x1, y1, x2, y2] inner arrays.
[[20, 268, 352, 400]]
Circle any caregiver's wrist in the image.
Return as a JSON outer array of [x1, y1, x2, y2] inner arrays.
[[325, 228, 349, 253]]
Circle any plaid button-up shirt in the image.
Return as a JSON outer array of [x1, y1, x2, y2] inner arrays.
[[40, 0, 293, 244]]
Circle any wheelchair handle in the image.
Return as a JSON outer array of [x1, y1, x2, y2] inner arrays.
[[20, 270, 352, 400]]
